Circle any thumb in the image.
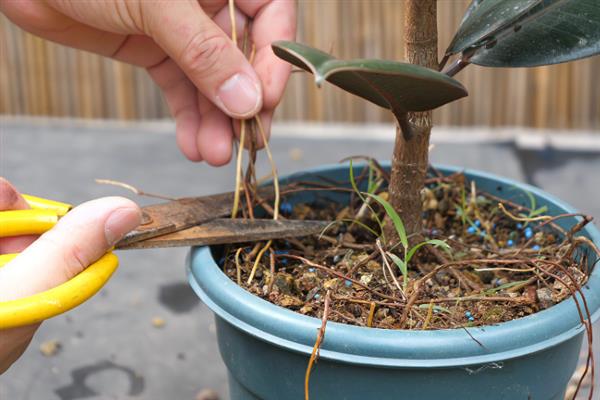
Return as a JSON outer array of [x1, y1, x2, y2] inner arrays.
[[146, 2, 262, 118], [0, 197, 141, 302]]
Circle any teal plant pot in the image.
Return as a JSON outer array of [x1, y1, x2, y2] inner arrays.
[[187, 164, 600, 400]]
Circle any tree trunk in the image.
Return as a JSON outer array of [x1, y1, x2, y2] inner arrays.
[[387, 0, 438, 243]]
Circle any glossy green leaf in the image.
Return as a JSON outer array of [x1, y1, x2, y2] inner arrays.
[[447, 0, 540, 56], [272, 41, 468, 120], [447, 0, 600, 67]]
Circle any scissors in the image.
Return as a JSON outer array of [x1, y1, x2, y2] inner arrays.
[[0, 192, 327, 329]]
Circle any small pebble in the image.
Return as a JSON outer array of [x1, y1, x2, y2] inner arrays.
[[345, 280, 353, 287], [537, 288, 554, 309], [280, 202, 293, 215], [493, 278, 508, 287], [524, 227, 533, 239], [195, 388, 220, 400], [151, 317, 166, 328], [507, 239, 515, 247], [40, 340, 61, 357], [467, 226, 477, 235]]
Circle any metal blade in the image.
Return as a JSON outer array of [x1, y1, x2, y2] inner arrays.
[[116, 218, 328, 250], [117, 192, 235, 247], [118, 187, 273, 247]]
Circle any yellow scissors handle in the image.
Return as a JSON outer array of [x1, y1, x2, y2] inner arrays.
[[0, 196, 118, 329]]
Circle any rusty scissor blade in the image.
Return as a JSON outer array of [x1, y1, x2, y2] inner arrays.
[[117, 192, 236, 247], [115, 218, 328, 250], [117, 187, 274, 247]]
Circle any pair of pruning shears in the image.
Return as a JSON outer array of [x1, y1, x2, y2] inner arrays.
[[0, 191, 326, 329]]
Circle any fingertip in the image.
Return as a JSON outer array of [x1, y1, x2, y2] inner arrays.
[[196, 100, 234, 166], [103, 199, 142, 247], [215, 71, 263, 119], [200, 131, 233, 166], [175, 111, 203, 162], [0, 178, 29, 210]]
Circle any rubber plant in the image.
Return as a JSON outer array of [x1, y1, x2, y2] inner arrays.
[[272, 0, 600, 243]]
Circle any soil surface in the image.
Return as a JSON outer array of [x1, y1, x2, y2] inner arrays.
[[223, 166, 595, 331]]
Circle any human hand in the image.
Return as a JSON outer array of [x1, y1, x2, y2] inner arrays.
[[0, 178, 141, 373], [0, 0, 296, 165]]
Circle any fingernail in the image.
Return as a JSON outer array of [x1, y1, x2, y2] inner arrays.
[[104, 207, 142, 246], [216, 73, 262, 117]]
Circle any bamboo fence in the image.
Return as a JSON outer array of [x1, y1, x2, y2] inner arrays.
[[1, 1, 598, 130]]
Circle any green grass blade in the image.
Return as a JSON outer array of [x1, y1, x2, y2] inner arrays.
[[319, 219, 379, 239], [364, 192, 407, 249], [460, 186, 467, 225], [349, 160, 385, 241], [367, 161, 375, 193], [405, 239, 450, 265], [524, 189, 536, 212], [387, 252, 408, 290], [483, 280, 528, 295], [417, 304, 451, 314], [349, 160, 366, 203], [529, 205, 548, 217]]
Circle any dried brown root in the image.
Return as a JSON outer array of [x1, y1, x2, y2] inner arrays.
[[304, 290, 331, 400]]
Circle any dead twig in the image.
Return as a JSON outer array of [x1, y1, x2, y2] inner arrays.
[[247, 241, 272, 285], [415, 296, 529, 305], [94, 179, 176, 201], [376, 239, 405, 298], [367, 302, 376, 327], [305, 290, 331, 400]]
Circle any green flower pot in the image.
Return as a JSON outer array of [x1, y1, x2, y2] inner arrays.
[[188, 163, 600, 400]]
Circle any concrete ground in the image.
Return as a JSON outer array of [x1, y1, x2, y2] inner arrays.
[[0, 119, 599, 400]]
